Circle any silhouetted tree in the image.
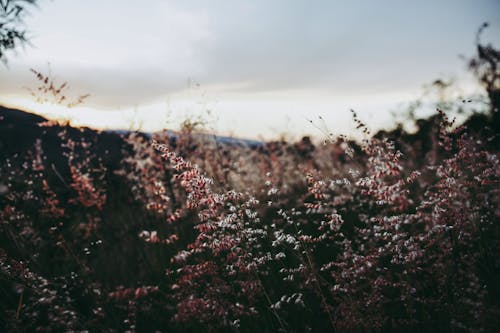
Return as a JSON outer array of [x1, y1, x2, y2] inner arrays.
[[0, 0, 37, 63], [467, 22, 500, 132]]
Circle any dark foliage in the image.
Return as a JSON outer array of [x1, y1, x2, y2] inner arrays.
[[0, 22, 499, 333], [0, 0, 37, 63]]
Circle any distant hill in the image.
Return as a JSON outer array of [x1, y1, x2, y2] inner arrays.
[[2, 104, 497, 170], [0, 105, 263, 158]]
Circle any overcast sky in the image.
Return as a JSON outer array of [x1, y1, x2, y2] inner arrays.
[[1, 0, 499, 139]]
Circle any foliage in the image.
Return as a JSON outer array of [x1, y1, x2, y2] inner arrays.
[[1, 101, 498, 332], [0, 0, 37, 63], [27, 67, 91, 108], [0, 23, 499, 333]]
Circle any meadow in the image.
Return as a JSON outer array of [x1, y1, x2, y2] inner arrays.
[[0, 23, 499, 333]]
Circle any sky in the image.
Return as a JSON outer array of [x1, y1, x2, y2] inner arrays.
[[1, 0, 499, 140]]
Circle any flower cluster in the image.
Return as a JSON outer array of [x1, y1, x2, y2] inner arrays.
[[144, 109, 499, 332], [0, 104, 498, 332]]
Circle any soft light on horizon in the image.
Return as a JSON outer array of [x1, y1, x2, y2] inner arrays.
[[1, 0, 499, 139]]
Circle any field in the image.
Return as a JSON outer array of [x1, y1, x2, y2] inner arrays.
[[1, 8, 500, 332], [1, 96, 499, 332]]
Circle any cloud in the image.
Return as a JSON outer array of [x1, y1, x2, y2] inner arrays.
[[191, 0, 500, 94], [1, 0, 500, 110]]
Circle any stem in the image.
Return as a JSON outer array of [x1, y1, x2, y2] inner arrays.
[[254, 272, 287, 331], [293, 224, 336, 332], [304, 250, 336, 333], [15, 291, 23, 320]]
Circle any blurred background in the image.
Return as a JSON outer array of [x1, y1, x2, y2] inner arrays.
[[1, 0, 499, 139]]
